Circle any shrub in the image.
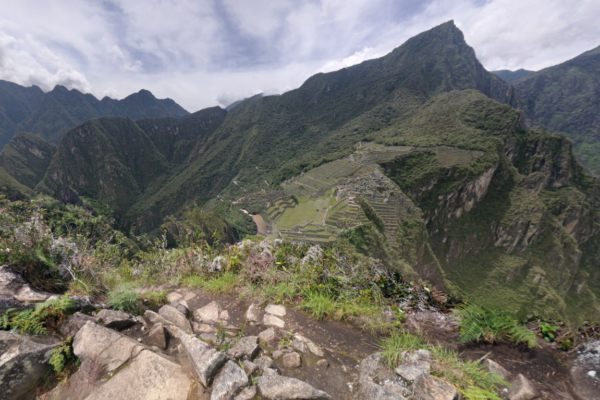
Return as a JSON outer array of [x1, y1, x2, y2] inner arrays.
[[0, 297, 75, 334], [107, 283, 139, 314], [454, 304, 537, 348]]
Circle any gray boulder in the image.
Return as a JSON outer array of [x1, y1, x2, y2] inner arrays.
[[158, 304, 192, 331], [211, 360, 249, 400], [95, 309, 136, 330], [255, 356, 276, 370], [0, 265, 55, 302], [246, 303, 263, 322], [395, 360, 430, 382], [257, 375, 332, 399], [570, 340, 600, 400], [508, 374, 541, 400], [84, 350, 191, 400], [50, 321, 191, 399], [235, 386, 257, 400], [413, 374, 459, 400], [226, 336, 260, 360], [58, 312, 95, 338], [258, 328, 276, 342], [242, 360, 259, 375], [146, 323, 167, 349], [0, 331, 61, 399], [144, 309, 170, 326], [282, 352, 302, 368], [485, 359, 512, 382], [355, 382, 407, 400], [177, 329, 228, 387], [194, 301, 221, 323]]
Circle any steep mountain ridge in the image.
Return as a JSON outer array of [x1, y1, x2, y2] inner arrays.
[[0, 132, 57, 189], [0, 81, 44, 149], [513, 44, 600, 175], [15, 86, 189, 145]]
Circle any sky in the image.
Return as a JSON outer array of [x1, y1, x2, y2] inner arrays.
[[0, 0, 599, 113]]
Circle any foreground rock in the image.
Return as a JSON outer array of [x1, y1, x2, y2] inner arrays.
[[226, 336, 260, 360], [158, 304, 192, 331], [257, 375, 332, 399], [570, 340, 600, 400], [50, 321, 191, 399], [0, 265, 56, 302], [95, 309, 136, 330], [177, 327, 228, 387], [211, 360, 249, 400], [58, 312, 96, 337], [0, 331, 61, 399]]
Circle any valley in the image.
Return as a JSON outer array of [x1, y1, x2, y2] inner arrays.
[[0, 18, 599, 400]]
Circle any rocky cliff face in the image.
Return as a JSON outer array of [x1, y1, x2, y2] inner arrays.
[[513, 45, 600, 175], [382, 101, 600, 322]]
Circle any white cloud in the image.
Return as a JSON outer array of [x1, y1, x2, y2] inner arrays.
[[0, 0, 598, 111]]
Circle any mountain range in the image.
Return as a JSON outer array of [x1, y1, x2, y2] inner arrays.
[[0, 83, 189, 149], [1, 20, 600, 323]]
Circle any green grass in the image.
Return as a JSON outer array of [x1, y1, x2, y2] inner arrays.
[[301, 290, 337, 320], [199, 272, 240, 295], [107, 283, 139, 314], [378, 330, 509, 400]]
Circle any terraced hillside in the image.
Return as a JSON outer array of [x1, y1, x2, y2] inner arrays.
[[245, 144, 481, 246]]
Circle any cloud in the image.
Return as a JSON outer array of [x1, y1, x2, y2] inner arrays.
[[0, 0, 598, 111]]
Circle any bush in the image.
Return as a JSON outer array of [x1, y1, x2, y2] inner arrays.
[[0, 297, 75, 334], [107, 284, 139, 314], [454, 304, 538, 348]]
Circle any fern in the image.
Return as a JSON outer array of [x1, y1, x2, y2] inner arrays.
[[49, 337, 74, 373], [0, 297, 75, 334], [454, 304, 537, 348]]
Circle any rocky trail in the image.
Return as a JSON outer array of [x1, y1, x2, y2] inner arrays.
[[1, 264, 599, 399]]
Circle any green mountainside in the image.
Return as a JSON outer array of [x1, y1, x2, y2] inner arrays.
[[37, 106, 227, 227], [0, 132, 57, 189], [32, 21, 600, 323], [0, 81, 44, 149], [491, 69, 535, 82], [513, 45, 600, 174], [15, 86, 189, 145]]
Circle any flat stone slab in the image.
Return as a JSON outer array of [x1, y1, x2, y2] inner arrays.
[[178, 330, 228, 388], [158, 305, 192, 331], [264, 314, 285, 328], [282, 352, 302, 369], [85, 349, 191, 400], [265, 304, 286, 317], [193, 321, 217, 334], [307, 342, 324, 357], [226, 336, 260, 360], [246, 303, 263, 322], [166, 292, 182, 303], [413, 374, 459, 400], [258, 328, 276, 342], [395, 361, 431, 382], [257, 375, 332, 399], [194, 301, 221, 323], [211, 360, 249, 400]]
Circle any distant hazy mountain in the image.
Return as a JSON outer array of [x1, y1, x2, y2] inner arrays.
[[14, 86, 189, 145], [0, 83, 189, 149], [491, 69, 535, 82], [0, 81, 44, 149], [513, 45, 600, 174]]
